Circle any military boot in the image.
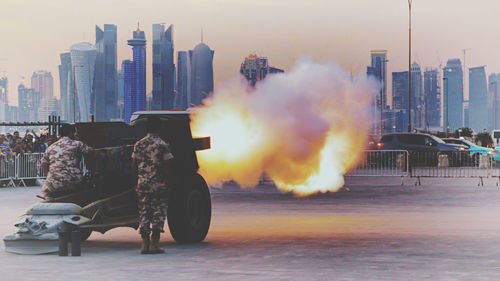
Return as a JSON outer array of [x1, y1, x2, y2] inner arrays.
[[149, 230, 164, 254], [141, 233, 150, 254]]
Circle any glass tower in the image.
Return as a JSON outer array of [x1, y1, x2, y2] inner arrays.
[[152, 24, 175, 110], [58, 52, 72, 122], [469, 66, 488, 132], [70, 42, 96, 122], [423, 69, 441, 129], [18, 84, 39, 122], [368, 50, 388, 109], [123, 27, 147, 124], [190, 42, 214, 107], [0, 77, 8, 122], [94, 24, 118, 121], [443, 59, 464, 132], [411, 63, 424, 129], [175, 51, 190, 109], [488, 74, 500, 130]]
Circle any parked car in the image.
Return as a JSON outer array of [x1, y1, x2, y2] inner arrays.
[[443, 137, 499, 165], [377, 133, 469, 167]]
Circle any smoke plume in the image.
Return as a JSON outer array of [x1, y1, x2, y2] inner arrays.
[[191, 57, 376, 196]]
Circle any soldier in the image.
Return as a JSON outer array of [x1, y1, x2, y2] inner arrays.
[[41, 124, 91, 198], [132, 116, 174, 254]]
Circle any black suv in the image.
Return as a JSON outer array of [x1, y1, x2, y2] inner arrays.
[[378, 133, 469, 166]]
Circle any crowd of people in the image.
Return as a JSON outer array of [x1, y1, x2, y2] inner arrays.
[[0, 129, 56, 157]]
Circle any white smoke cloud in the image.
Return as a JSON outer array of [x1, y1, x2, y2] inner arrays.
[[192, 57, 377, 195]]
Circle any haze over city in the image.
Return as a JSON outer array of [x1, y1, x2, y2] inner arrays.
[[2, 0, 500, 104], [4, 2, 500, 280]]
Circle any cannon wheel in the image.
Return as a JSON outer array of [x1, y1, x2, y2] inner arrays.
[[168, 173, 211, 243]]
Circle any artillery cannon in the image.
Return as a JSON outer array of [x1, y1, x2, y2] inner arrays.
[[4, 111, 212, 254]]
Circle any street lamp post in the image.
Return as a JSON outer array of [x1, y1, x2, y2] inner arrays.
[[443, 77, 449, 137], [408, 0, 412, 132], [379, 59, 389, 135]]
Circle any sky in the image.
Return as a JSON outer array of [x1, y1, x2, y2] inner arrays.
[[1, 0, 500, 105]]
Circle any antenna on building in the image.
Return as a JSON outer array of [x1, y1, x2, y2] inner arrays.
[[201, 28, 203, 43], [436, 50, 442, 71]]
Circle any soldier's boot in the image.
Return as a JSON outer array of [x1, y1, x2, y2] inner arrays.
[[141, 233, 150, 254], [149, 230, 164, 254]]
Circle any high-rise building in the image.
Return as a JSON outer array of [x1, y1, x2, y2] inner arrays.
[[123, 26, 147, 123], [31, 71, 53, 101], [239, 54, 284, 86], [367, 50, 388, 109], [152, 24, 176, 110], [174, 51, 191, 109], [94, 24, 118, 121], [32, 71, 55, 121], [70, 42, 96, 122], [38, 97, 61, 121], [423, 69, 441, 129], [117, 68, 124, 121], [488, 74, 500, 130], [443, 59, 464, 132], [7, 106, 18, 123], [189, 41, 214, 107], [463, 101, 470, 128], [391, 71, 410, 133], [0, 77, 8, 122], [392, 71, 409, 111], [58, 52, 72, 122], [18, 84, 39, 122], [469, 66, 488, 132], [411, 63, 424, 129]]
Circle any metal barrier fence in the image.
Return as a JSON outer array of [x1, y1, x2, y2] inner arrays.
[[348, 150, 500, 185], [17, 153, 44, 180], [349, 150, 409, 177], [5, 150, 500, 187], [0, 153, 45, 187]]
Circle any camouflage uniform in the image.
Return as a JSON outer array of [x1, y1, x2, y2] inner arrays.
[[132, 133, 174, 236], [41, 137, 90, 198]]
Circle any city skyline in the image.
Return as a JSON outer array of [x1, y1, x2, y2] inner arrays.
[[3, 0, 500, 106]]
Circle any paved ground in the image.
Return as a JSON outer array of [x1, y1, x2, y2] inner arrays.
[[2, 178, 500, 280]]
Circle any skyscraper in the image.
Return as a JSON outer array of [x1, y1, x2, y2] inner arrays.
[[367, 50, 388, 109], [18, 84, 39, 122], [392, 71, 410, 132], [152, 24, 176, 110], [239, 54, 284, 86], [0, 77, 8, 122], [117, 68, 124, 121], [70, 42, 96, 122], [31, 71, 55, 121], [411, 63, 424, 129], [488, 74, 500, 130], [469, 66, 488, 132], [175, 51, 191, 109], [392, 71, 409, 111], [94, 24, 118, 121], [123, 26, 147, 123], [58, 52, 72, 121], [38, 97, 61, 121], [423, 69, 441, 129], [443, 59, 464, 132], [189, 41, 214, 107], [31, 71, 53, 101]]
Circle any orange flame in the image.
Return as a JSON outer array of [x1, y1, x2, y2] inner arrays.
[[191, 58, 375, 196]]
